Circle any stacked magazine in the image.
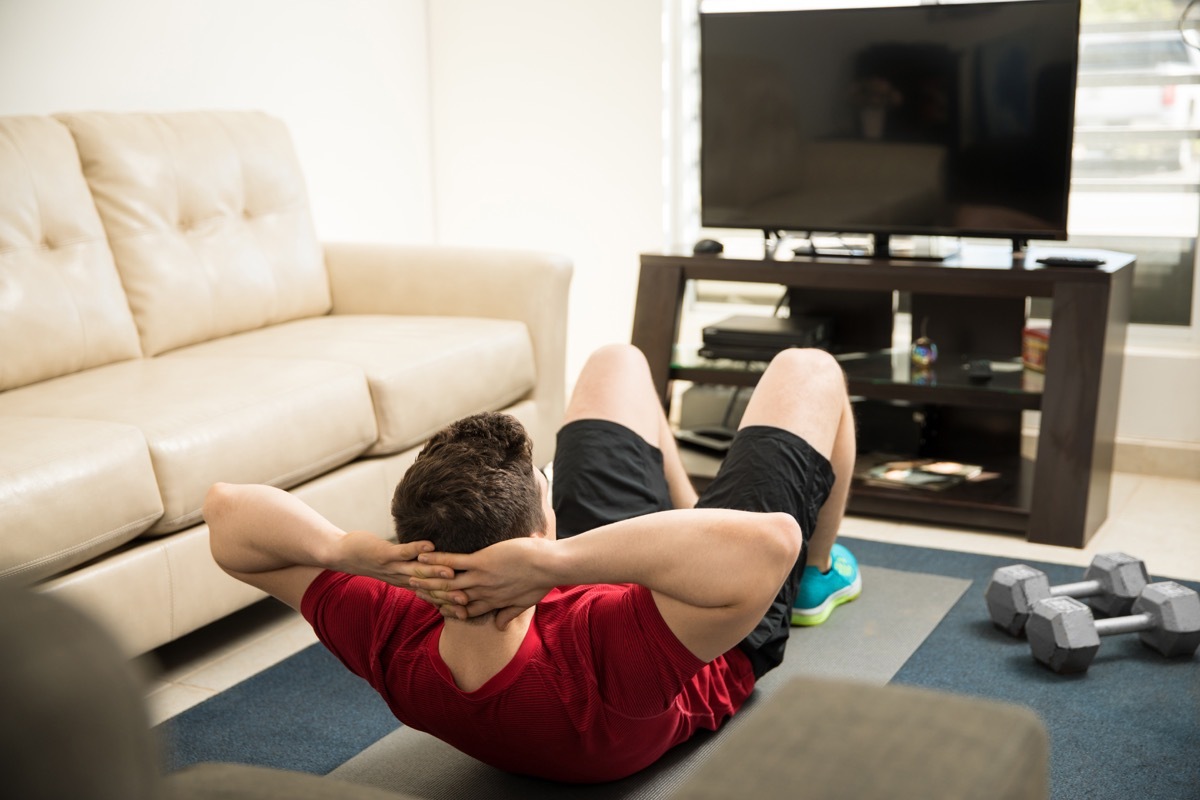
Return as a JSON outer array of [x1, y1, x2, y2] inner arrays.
[[862, 459, 985, 491]]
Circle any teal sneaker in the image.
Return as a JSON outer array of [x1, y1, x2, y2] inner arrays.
[[791, 543, 862, 626]]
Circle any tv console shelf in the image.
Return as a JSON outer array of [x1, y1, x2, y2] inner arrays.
[[632, 247, 1135, 548]]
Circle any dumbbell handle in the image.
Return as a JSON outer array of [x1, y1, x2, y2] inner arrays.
[[1094, 612, 1154, 637], [1050, 579, 1103, 599]]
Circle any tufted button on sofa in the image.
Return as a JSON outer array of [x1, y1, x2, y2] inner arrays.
[[0, 110, 572, 655]]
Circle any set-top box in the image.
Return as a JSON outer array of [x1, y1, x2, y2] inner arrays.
[[700, 314, 832, 361]]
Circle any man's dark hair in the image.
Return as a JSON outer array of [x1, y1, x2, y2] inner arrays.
[[391, 412, 545, 554]]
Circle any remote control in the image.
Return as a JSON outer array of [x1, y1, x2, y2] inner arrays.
[[1036, 256, 1106, 268], [965, 359, 993, 384]]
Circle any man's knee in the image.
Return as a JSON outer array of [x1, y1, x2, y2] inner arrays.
[[584, 343, 651, 377], [767, 349, 846, 396]]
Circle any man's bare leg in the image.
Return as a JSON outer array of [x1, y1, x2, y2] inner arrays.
[[563, 344, 698, 508], [736, 348, 855, 571]]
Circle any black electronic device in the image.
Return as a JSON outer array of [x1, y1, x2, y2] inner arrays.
[[701, 314, 832, 361], [966, 359, 994, 384], [674, 427, 736, 454], [697, 343, 783, 362], [693, 238, 725, 255], [675, 385, 749, 454], [1036, 255, 1106, 268], [700, 1, 1081, 255]]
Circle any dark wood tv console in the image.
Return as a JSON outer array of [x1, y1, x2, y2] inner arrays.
[[632, 247, 1135, 548]]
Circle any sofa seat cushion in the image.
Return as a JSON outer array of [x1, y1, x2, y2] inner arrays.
[[0, 358, 377, 534], [0, 417, 162, 584], [164, 315, 537, 455]]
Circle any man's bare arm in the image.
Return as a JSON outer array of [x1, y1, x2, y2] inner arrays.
[[205, 483, 445, 610], [412, 508, 801, 663]]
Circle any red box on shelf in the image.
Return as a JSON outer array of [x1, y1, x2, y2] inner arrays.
[[1022, 326, 1050, 372]]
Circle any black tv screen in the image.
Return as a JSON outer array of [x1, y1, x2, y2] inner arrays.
[[700, 0, 1081, 242]]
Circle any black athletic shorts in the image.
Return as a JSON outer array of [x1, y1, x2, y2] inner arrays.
[[552, 418, 836, 678]]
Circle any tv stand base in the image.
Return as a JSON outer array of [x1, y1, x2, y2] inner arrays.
[[876, 234, 961, 261], [799, 233, 961, 262]]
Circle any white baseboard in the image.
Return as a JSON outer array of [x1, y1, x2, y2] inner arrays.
[[1112, 437, 1200, 480], [1023, 432, 1200, 481]]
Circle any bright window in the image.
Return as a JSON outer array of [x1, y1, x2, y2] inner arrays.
[[1070, 0, 1199, 327]]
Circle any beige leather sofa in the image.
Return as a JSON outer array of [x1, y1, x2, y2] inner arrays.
[[0, 110, 571, 656]]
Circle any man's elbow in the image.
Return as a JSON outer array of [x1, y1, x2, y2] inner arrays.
[[203, 482, 233, 526], [204, 483, 237, 566], [766, 512, 803, 574], [734, 513, 803, 618]]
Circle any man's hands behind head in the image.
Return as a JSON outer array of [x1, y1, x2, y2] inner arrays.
[[410, 537, 557, 631], [331, 531, 462, 593]]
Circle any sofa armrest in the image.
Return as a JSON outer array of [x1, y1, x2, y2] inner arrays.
[[322, 243, 573, 463], [672, 677, 1049, 800]]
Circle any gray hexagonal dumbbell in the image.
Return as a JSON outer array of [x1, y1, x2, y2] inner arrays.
[[984, 552, 1149, 636], [1132, 581, 1200, 658], [1026, 581, 1200, 674]]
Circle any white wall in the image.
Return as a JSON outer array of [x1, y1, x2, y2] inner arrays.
[[427, 0, 668, 383], [1118, 344, 1200, 443], [0, 0, 435, 244], [0, 0, 666, 388]]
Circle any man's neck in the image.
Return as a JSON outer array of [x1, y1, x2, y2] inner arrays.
[[437, 607, 536, 693]]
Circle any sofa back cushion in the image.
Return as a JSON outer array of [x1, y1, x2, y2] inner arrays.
[[0, 116, 143, 391], [57, 111, 331, 356]]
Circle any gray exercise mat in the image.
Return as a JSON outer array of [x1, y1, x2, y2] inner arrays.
[[329, 565, 969, 799]]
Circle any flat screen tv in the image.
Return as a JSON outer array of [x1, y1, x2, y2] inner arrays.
[[700, 0, 1082, 252]]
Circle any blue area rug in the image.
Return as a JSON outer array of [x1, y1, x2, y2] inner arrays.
[[158, 644, 399, 775], [846, 538, 1200, 800], [160, 538, 1200, 799]]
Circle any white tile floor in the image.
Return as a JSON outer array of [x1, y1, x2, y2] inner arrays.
[[142, 470, 1200, 727]]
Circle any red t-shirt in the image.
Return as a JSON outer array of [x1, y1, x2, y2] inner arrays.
[[301, 570, 756, 782]]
